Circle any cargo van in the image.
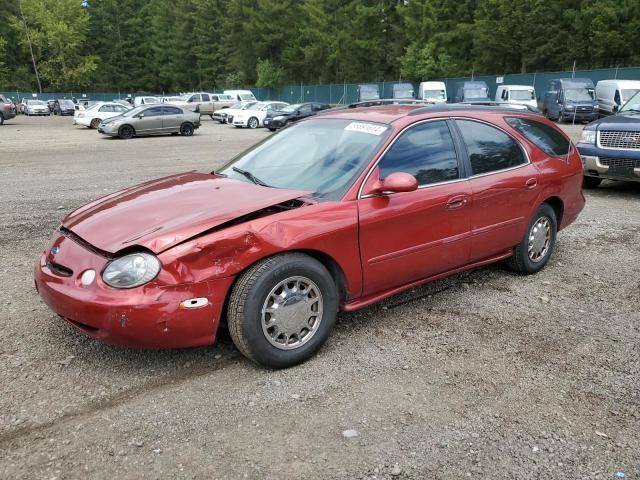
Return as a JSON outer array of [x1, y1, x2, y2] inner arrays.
[[357, 84, 380, 102], [595, 79, 640, 116], [495, 85, 536, 109], [418, 81, 447, 103], [542, 78, 598, 123], [224, 90, 257, 102], [451, 81, 490, 103], [392, 82, 414, 99]]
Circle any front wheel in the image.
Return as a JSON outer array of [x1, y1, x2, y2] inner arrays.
[[583, 176, 602, 189], [247, 117, 259, 129], [90, 118, 100, 129], [505, 203, 557, 274], [118, 125, 135, 139], [180, 122, 194, 136], [227, 253, 338, 368], [0, 113, 4, 125]]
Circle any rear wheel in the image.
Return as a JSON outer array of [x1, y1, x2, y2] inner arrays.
[[247, 117, 259, 129], [228, 253, 338, 368], [505, 203, 557, 274], [583, 176, 602, 189], [118, 125, 135, 139], [180, 122, 194, 136], [90, 118, 100, 129]]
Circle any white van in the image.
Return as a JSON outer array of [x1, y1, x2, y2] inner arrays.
[[595, 80, 640, 116], [495, 85, 536, 109], [224, 90, 257, 102], [418, 81, 447, 103]]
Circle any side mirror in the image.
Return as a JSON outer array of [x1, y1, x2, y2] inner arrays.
[[368, 172, 418, 195], [613, 105, 619, 113], [137, 113, 145, 118]]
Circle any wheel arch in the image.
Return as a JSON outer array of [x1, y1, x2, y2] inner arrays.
[[542, 196, 564, 228], [218, 248, 349, 331], [118, 123, 136, 134]]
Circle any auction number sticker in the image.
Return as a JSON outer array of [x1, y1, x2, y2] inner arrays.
[[344, 122, 387, 136]]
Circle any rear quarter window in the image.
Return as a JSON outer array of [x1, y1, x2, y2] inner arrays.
[[505, 117, 570, 157]]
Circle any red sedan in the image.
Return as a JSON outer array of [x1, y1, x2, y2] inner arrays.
[[35, 105, 585, 368]]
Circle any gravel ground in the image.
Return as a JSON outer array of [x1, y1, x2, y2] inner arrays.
[[0, 116, 638, 480]]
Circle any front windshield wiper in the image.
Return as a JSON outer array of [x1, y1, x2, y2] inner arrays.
[[232, 166, 271, 187]]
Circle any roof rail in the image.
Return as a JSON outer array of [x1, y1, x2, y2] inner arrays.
[[407, 102, 542, 116]]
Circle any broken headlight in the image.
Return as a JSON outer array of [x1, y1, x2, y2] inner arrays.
[[102, 252, 160, 289]]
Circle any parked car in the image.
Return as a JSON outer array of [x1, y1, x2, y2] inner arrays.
[[451, 81, 490, 103], [595, 79, 640, 117], [73, 101, 132, 129], [214, 101, 257, 124], [53, 99, 76, 116], [0, 94, 17, 125], [133, 96, 162, 107], [495, 85, 537, 109], [35, 104, 584, 368], [542, 78, 598, 123], [17, 98, 28, 114], [167, 92, 216, 116], [577, 89, 640, 188], [24, 100, 50, 116], [231, 101, 289, 128], [209, 93, 237, 118], [418, 81, 447, 103], [46, 99, 56, 112], [263, 103, 331, 131], [392, 83, 415, 99], [358, 84, 380, 101], [224, 89, 257, 102], [97, 104, 200, 139]]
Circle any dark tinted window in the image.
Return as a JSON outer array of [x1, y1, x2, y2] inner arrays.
[[456, 120, 526, 175], [504, 117, 570, 156], [163, 106, 182, 115], [298, 104, 313, 114], [378, 121, 459, 186], [145, 107, 163, 116], [202, 94, 210, 101]]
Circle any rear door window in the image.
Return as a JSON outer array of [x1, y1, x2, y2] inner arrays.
[[145, 107, 163, 116], [456, 119, 526, 175], [163, 106, 182, 115], [504, 117, 570, 157]]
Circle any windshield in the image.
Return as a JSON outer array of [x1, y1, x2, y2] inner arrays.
[[464, 87, 488, 99], [620, 91, 640, 112], [239, 94, 256, 101], [621, 89, 640, 103], [219, 118, 391, 199], [247, 103, 264, 110], [121, 106, 148, 117], [143, 97, 160, 104], [564, 88, 593, 102], [510, 90, 535, 101], [424, 89, 446, 100], [28, 100, 45, 105], [359, 86, 380, 100], [281, 104, 301, 113], [59, 100, 74, 107]]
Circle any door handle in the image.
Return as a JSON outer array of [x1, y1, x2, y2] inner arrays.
[[446, 195, 467, 209], [525, 178, 538, 189]]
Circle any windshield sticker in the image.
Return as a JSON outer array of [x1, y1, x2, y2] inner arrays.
[[344, 122, 387, 136]]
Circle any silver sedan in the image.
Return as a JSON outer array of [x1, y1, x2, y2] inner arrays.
[[98, 105, 201, 139]]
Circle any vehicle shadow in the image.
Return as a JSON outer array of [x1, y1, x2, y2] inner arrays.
[[590, 180, 640, 198]]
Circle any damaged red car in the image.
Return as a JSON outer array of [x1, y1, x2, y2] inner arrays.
[[35, 104, 585, 367]]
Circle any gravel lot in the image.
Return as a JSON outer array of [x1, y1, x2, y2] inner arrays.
[[0, 116, 639, 480]]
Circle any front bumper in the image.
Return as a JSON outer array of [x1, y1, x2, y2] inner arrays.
[[98, 123, 119, 135], [560, 110, 597, 122], [232, 117, 248, 127], [34, 234, 234, 348], [28, 110, 50, 115], [577, 142, 640, 182]]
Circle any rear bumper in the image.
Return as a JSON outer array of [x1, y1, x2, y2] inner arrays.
[[577, 143, 640, 182], [34, 234, 234, 348]]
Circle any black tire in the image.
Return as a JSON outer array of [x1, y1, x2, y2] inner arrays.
[[505, 203, 557, 275], [583, 176, 602, 189], [118, 125, 135, 139], [209, 114, 214, 120], [247, 116, 259, 129], [227, 253, 338, 368], [556, 110, 563, 123], [0, 112, 4, 125], [180, 122, 194, 136], [90, 118, 100, 129], [268, 128, 276, 132]]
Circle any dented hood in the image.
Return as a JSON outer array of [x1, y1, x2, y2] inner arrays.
[[63, 172, 308, 254]]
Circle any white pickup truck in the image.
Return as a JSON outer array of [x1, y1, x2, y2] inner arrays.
[[167, 92, 236, 119]]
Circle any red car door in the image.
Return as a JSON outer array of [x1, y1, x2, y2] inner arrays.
[[453, 119, 540, 261], [358, 120, 472, 295]]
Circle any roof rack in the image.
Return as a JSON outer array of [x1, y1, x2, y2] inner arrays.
[[407, 102, 542, 116]]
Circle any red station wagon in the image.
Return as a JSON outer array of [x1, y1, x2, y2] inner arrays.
[[34, 105, 585, 368]]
